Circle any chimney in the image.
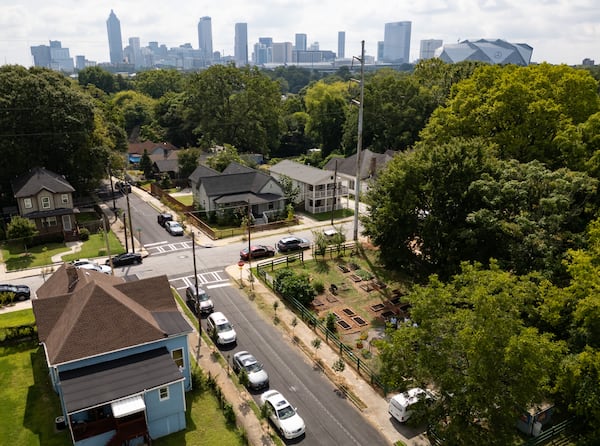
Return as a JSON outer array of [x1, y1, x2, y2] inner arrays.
[[66, 265, 79, 291]]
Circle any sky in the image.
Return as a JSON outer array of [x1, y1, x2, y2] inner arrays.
[[1, 0, 600, 67]]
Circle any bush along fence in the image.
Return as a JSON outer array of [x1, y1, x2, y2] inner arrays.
[[0, 323, 37, 344], [256, 256, 388, 396]]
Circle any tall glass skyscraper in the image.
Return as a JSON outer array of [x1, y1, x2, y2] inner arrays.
[[383, 21, 411, 63], [295, 33, 307, 51], [338, 31, 345, 59], [198, 16, 213, 62], [106, 10, 123, 65], [234, 23, 248, 66]]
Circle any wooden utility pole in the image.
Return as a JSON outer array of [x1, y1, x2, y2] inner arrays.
[[352, 40, 365, 241]]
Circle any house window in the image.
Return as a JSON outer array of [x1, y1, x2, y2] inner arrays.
[[41, 196, 51, 209], [23, 198, 32, 209], [159, 387, 169, 401], [61, 194, 69, 204], [171, 348, 184, 369], [46, 216, 57, 227]]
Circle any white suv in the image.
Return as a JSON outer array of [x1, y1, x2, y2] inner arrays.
[[206, 311, 237, 346]]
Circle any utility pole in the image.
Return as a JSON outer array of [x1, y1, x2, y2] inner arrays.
[[192, 231, 201, 352], [125, 188, 135, 253], [102, 216, 113, 274], [330, 159, 338, 226], [247, 200, 253, 290], [123, 213, 129, 252], [352, 40, 365, 241]]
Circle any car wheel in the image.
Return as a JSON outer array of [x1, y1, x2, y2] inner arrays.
[[135, 258, 141, 264], [16, 294, 26, 301]]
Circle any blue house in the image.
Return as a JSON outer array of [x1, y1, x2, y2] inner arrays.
[[33, 264, 194, 445]]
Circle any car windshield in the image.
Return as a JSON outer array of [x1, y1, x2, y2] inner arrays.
[[245, 361, 262, 373], [216, 322, 232, 332], [198, 293, 209, 302], [277, 405, 296, 420]]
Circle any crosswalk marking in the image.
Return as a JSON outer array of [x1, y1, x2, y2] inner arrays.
[[169, 270, 229, 290]]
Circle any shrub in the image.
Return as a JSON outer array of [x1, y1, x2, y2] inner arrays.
[[312, 279, 325, 294], [79, 228, 90, 241]]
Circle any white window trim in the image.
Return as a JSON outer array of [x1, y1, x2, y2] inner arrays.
[[41, 196, 51, 209], [46, 216, 57, 227], [24, 198, 33, 209], [159, 386, 170, 401], [171, 348, 184, 369], [61, 194, 69, 204]]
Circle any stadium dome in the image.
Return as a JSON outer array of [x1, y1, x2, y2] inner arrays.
[[436, 39, 533, 66]]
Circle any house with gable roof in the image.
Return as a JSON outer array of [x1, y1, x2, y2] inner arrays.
[[189, 162, 286, 223], [32, 264, 193, 445], [323, 149, 396, 198], [269, 159, 349, 214], [11, 167, 80, 241]]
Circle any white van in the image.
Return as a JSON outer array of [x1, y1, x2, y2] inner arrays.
[[388, 387, 434, 423], [206, 311, 237, 346]]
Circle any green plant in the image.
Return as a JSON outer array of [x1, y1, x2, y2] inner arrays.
[[223, 402, 236, 425], [312, 279, 325, 294], [238, 368, 249, 388], [326, 312, 337, 333], [332, 358, 346, 373]]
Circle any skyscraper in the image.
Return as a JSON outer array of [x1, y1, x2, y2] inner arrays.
[[198, 16, 213, 63], [106, 10, 123, 65], [234, 23, 248, 66], [295, 33, 307, 51], [419, 39, 443, 60], [338, 31, 345, 59], [383, 21, 411, 63]]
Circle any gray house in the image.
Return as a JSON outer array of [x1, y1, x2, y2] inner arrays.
[[269, 159, 348, 214], [323, 149, 396, 198], [11, 167, 80, 241], [189, 162, 286, 223]]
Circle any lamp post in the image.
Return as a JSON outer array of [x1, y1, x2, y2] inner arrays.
[[192, 231, 201, 352], [238, 260, 245, 288]]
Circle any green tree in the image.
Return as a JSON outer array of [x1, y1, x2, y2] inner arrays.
[[78, 66, 117, 94], [342, 69, 438, 153], [277, 174, 300, 205], [206, 145, 245, 172], [139, 149, 153, 179], [185, 64, 282, 154], [155, 92, 195, 148], [110, 90, 158, 140], [379, 262, 565, 445], [0, 66, 110, 198], [133, 69, 185, 99], [304, 80, 349, 157], [6, 216, 38, 250], [420, 63, 600, 170], [177, 148, 201, 179], [273, 269, 316, 306], [364, 137, 597, 280]]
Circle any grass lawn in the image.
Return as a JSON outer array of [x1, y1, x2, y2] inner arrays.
[[175, 194, 194, 207], [61, 232, 123, 262], [1, 242, 69, 271], [0, 309, 35, 328], [307, 208, 354, 222], [1, 232, 124, 271]]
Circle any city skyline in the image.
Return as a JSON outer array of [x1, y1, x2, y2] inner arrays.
[[2, 0, 600, 67]]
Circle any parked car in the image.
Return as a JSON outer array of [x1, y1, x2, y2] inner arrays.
[[276, 236, 310, 252], [185, 286, 214, 316], [206, 311, 236, 346], [232, 351, 269, 390], [165, 220, 184, 236], [157, 213, 173, 227], [116, 181, 132, 194], [106, 252, 142, 267], [76, 263, 113, 275], [71, 259, 113, 274], [260, 389, 305, 439], [240, 245, 276, 261], [0, 283, 31, 301], [388, 387, 436, 423]]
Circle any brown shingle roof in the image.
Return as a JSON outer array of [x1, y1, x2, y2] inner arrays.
[[33, 267, 191, 365]]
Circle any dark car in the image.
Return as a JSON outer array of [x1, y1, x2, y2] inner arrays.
[[116, 181, 132, 194], [157, 213, 173, 227], [0, 284, 31, 301], [106, 252, 142, 267], [276, 236, 310, 252], [240, 245, 276, 261]]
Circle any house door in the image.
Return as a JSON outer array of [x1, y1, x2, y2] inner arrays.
[[62, 215, 72, 231]]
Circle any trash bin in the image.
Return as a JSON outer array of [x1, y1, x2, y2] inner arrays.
[[55, 416, 66, 430], [532, 421, 542, 437]]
